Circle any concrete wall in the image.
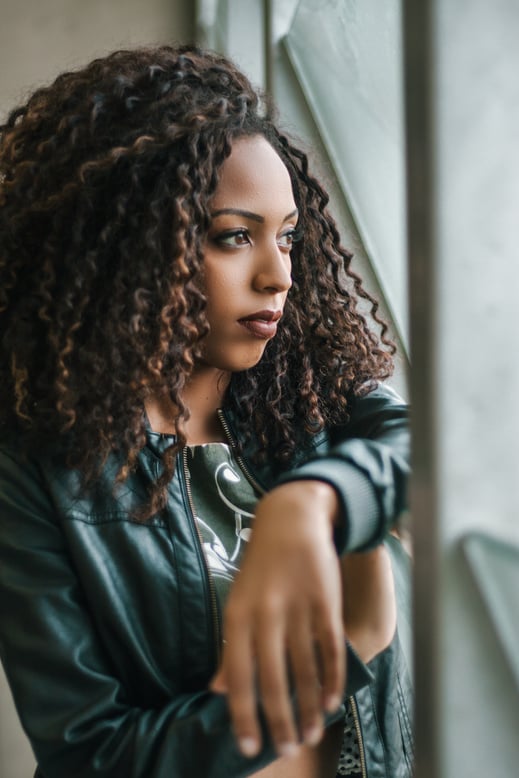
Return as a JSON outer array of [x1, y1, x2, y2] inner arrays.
[[406, 1, 519, 775], [0, 3, 193, 775]]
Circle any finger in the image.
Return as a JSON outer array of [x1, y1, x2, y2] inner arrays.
[[286, 613, 324, 747], [209, 666, 227, 694], [255, 613, 299, 758], [222, 616, 261, 758], [313, 610, 345, 713]]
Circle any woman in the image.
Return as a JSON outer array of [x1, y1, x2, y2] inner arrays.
[[0, 45, 411, 777]]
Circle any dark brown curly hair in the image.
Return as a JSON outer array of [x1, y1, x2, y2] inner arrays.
[[0, 44, 394, 517]]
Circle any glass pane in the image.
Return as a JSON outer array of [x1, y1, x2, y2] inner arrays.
[[284, 0, 407, 344]]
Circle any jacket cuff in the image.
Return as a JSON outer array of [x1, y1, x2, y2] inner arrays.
[[277, 458, 381, 555]]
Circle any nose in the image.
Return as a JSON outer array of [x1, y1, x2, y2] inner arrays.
[[253, 241, 292, 294]]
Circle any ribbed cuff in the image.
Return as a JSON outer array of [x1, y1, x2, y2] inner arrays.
[[277, 458, 381, 554]]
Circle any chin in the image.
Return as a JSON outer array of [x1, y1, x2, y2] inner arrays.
[[226, 357, 265, 373], [209, 348, 268, 373]]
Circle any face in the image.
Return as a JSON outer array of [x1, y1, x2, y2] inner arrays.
[[199, 135, 298, 374]]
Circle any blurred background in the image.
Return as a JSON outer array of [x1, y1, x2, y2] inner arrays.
[[0, 0, 194, 118]]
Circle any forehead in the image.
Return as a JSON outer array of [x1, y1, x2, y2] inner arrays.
[[211, 135, 296, 211]]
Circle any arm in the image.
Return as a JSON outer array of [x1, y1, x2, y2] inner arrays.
[[340, 545, 397, 663], [212, 384, 408, 758]]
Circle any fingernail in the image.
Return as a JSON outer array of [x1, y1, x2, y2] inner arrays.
[[239, 737, 259, 757], [304, 724, 323, 746], [277, 741, 299, 758], [325, 693, 341, 712]]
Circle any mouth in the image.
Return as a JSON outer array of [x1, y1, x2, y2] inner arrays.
[[237, 309, 282, 339]]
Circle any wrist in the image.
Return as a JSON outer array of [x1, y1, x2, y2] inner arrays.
[[301, 479, 340, 528], [269, 479, 340, 533]]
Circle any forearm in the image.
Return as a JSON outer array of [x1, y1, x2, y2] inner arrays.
[[340, 545, 397, 664]]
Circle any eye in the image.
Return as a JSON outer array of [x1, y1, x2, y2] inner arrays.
[[277, 227, 302, 251], [214, 229, 251, 248]]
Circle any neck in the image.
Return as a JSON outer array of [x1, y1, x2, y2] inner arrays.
[[145, 368, 231, 444]]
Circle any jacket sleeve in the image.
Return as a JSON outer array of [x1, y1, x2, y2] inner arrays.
[[277, 383, 410, 554], [0, 448, 370, 778]]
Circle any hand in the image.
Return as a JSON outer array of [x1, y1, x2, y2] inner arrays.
[[210, 480, 344, 760]]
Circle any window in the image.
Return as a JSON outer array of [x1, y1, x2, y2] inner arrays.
[[196, 0, 408, 390]]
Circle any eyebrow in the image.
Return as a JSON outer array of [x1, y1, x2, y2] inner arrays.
[[210, 208, 298, 223]]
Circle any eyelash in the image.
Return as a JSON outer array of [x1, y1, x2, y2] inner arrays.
[[213, 227, 303, 250]]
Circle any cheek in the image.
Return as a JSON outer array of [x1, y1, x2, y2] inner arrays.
[[204, 264, 246, 306]]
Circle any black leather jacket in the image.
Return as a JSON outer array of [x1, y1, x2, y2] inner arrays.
[[0, 384, 412, 777]]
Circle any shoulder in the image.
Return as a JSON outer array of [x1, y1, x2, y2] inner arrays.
[[340, 383, 409, 436], [350, 382, 408, 418]]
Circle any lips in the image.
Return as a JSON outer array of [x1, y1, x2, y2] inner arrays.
[[238, 309, 282, 339]]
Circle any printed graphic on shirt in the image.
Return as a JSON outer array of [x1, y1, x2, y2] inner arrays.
[[185, 443, 260, 609]]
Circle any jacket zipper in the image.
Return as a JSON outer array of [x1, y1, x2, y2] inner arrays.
[[181, 448, 222, 666], [217, 409, 266, 495], [349, 695, 367, 778]]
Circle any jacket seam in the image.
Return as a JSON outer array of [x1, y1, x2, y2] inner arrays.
[[397, 672, 414, 765], [61, 512, 167, 527]]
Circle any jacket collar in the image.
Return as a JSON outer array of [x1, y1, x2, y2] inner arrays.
[[220, 406, 329, 488]]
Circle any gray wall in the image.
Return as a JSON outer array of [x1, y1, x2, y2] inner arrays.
[[0, 0, 193, 120], [0, 3, 193, 775], [406, 1, 519, 775]]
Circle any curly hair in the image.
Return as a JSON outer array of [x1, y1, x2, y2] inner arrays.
[[0, 44, 394, 518]]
